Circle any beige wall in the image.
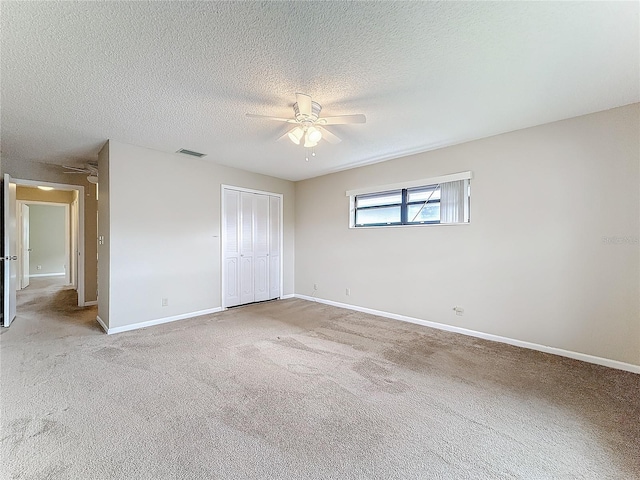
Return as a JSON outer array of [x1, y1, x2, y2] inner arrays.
[[100, 140, 295, 330], [295, 104, 640, 366], [16, 186, 74, 204], [3, 159, 98, 302]]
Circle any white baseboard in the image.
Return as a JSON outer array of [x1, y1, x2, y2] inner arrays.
[[83, 300, 98, 306], [294, 294, 640, 374], [280, 294, 295, 299], [96, 307, 223, 335], [96, 315, 108, 333], [29, 273, 65, 278]]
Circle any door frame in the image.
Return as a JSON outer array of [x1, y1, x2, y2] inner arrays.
[[18, 203, 30, 289], [221, 185, 283, 309], [11, 178, 86, 306], [17, 200, 71, 286], [3, 174, 17, 326]]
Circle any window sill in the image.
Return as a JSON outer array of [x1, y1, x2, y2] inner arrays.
[[349, 222, 470, 229]]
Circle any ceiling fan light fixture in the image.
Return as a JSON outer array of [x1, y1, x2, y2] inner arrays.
[[87, 175, 99, 184], [287, 126, 304, 145], [303, 136, 318, 148], [246, 93, 365, 152], [307, 126, 322, 143]]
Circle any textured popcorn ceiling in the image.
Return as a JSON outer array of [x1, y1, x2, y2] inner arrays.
[[1, 2, 638, 181]]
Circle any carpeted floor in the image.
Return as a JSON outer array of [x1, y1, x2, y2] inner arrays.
[[1, 278, 639, 479]]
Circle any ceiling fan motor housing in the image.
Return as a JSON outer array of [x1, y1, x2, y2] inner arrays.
[[293, 101, 322, 123]]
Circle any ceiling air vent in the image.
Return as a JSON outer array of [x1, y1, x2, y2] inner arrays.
[[177, 148, 206, 158]]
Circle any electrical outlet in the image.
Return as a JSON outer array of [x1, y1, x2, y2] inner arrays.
[[313, 284, 318, 290], [162, 298, 169, 307], [346, 288, 350, 296], [453, 306, 464, 316], [37, 265, 42, 270]]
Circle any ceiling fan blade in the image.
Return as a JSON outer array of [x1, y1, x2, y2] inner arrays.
[[277, 130, 293, 142], [62, 165, 89, 173], [318, 126, 341, 144], [318, 114, 366, 125], [246, 113, 297, 123], [295, 93, 312, 117]]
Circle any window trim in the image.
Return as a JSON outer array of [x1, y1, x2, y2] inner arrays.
[[345, 171, 472, 198]]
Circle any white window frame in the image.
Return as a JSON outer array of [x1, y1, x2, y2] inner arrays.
[[346, 171, 472, 228]]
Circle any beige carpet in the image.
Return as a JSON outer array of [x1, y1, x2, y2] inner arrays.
[[1, 278, 639, 479]]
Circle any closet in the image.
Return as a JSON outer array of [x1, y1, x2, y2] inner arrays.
[[223, 187, 281, 307]]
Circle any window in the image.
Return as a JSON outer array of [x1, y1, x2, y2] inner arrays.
[[347, 172, 472, 228]]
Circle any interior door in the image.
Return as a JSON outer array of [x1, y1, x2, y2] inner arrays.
[[222, 187, 282, 308], [70, 199, 78, 288], [3, 174, 18, 327], [21, 204, 30, 289], [253, 194, 270, 302]]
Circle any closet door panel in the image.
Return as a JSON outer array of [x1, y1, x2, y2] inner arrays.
[[223, 189, 241, 307], [269, 196, 281, 300], [239, 193, 255, 304], [239, 256, 254, 305], [254, 194, 270, 302]]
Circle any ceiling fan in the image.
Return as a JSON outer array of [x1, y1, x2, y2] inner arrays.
[[246, 93, 366, 148], [62, 163, 98, 184]]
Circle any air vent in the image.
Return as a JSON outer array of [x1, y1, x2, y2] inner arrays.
[[177, 148, 206, 158]]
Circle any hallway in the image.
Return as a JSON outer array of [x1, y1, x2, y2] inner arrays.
[[4, 276, 99, 337]]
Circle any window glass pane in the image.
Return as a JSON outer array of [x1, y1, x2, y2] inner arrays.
[[407, 186, 440, 202], [407, 203, 440, 223], [356, 206, 401, 225], [356, 190, 402, 208]]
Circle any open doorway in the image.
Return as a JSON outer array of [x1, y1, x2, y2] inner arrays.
[[17, 200, 71, 288], [13, 181, 85, 307]]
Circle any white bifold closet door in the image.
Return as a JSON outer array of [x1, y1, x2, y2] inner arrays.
[[224, 188, 281, 308], [268, 196, 280, 300]]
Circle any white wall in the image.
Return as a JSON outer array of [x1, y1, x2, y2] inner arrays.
[[97, 142, 110, 325], [295, 104, 640, 367], [28, 204, 67, 275], [100, 140, 295, 330]]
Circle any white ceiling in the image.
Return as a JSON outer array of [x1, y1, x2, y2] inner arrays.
[[2, 2, 638, 181]]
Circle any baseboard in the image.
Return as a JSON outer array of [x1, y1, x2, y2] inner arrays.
[[280, 294, 295, 299], [29, 273, 65, 278], [294, 294, 640, 374], [96, 307, 223, 335], [83, 300, 98, 306], [96, 315, 108, 333]]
